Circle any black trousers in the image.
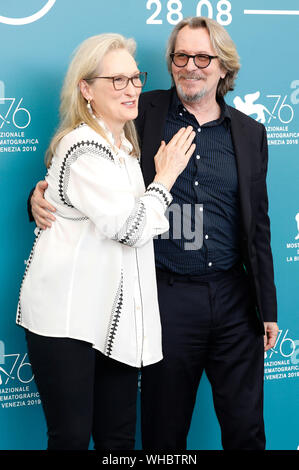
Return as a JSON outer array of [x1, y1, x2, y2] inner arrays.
[[25, 330, 139, 450], [141, 265, 265, 450]]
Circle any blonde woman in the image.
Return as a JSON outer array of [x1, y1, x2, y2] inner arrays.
[[17, 33, 195, 450]]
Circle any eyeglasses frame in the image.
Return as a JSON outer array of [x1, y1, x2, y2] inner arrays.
[[170, 53, 219, 69], [83, 71, 147, 90]]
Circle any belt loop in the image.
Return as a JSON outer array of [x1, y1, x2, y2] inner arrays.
[[168, 275, 174, 286]]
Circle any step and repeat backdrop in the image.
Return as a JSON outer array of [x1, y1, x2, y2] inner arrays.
[[1, 0, 298, 450]]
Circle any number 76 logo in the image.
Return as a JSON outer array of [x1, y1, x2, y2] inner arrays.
[[0, 97, 31, 129], [0, 353, 34, 385], [265, 329, 296, 359]]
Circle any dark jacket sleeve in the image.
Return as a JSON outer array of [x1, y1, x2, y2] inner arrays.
[[135, 92, 148, 144], [252, 127, 277, 322], [27, 188, 35, 222]]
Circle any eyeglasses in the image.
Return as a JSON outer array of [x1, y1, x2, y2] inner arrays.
[[84, 72, 147, 90], [170, 53, 218, 69]]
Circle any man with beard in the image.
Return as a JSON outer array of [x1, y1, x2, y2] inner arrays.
[[29, 17, 278, 450], [135, 16, 278, 451]]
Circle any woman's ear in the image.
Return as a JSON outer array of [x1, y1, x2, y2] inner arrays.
[[79, 79, 92, 102]]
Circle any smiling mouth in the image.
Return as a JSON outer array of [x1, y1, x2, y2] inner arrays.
[[179, 76, 203, 82], [122, 100, 136, 106]]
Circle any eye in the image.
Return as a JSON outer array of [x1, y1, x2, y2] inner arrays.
[[114, 75, 126, 83], [132, 74, 141, 82], [196, 54, 209, 61]]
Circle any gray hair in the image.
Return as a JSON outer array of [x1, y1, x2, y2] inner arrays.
[[166, 17, 240, 98]]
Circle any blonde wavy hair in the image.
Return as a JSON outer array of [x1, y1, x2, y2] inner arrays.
[[45, 33, 140, 168], [166, 16, 240, 98]]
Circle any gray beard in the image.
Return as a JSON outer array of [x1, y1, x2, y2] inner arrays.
[[176, 82, 207, 103]]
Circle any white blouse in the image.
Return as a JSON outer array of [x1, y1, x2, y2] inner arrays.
[[17, 121, 172, 368]]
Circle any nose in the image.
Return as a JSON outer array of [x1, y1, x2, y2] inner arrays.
[[125, 80, 139, 98], [184, 56, 198, 72]]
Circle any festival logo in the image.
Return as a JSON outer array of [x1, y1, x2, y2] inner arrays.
[[264, 329, 299, 381], [233, 81, 299, 146], [233, 91, 274, 124], [0, 81, 39, 155], [0, 340, 41, 409], [285, 212, 299, 264], [0, 0, 56, 26]]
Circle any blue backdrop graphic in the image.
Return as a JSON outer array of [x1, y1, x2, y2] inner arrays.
[[1, 0, 298, 450]]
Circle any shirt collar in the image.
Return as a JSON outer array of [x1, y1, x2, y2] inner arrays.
[[170, 88, 231, 129], [97, 118, 133, 154], [217, 97, 231, 127]]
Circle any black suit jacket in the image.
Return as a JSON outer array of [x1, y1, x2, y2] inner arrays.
[[135, 88, 277, 332]]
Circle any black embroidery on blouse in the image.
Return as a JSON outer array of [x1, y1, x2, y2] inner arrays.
[[144, 184, 170, 208], [113, 201, 146, 247], [105, 271, 124, 357], [58, 140, 114, 207], [17, 228, 43, 325], [58, 214, 88, 221]]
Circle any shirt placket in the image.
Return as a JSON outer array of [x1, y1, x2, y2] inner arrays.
[[122, 151, 144, 367], [133, 257, 144, 366]]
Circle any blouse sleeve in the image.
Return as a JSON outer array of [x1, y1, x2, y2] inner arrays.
[[59, 138, 172, 247]]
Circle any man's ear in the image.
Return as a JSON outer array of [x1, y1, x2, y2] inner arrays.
[[220, 66, 227, 80]]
